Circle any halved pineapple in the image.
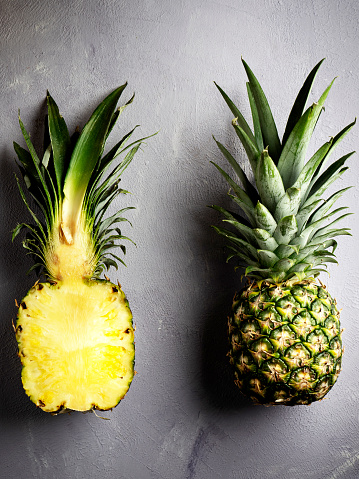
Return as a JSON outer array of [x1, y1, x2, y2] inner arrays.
[[13, 85, 152, 412]]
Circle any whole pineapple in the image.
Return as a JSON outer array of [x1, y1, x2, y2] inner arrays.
[[212, 59, 354, 405], [13, 85, 152, 413]]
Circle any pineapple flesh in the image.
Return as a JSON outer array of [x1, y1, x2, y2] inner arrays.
[[14, 85, 150, 413], [213, 59, 354, 405]]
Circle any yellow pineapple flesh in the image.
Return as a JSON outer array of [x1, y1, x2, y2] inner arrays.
[[17, 279, 134, 412]]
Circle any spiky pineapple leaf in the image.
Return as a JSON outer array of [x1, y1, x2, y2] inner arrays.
[[273, 258, 295, 272], [62, 84, 128, 236], [257, 250, 279, 268], [228, 194, 257, 226], [253, 202, 277, 235], [246, 82, 264, 151], [212, 225, 258, 260], [14, 141, 40, 190], [252, 228, 278, 251], [17, 116, 55, 224], [274, 244, 299, 259], [214, 82, 256, 143], [277, 79, 335, 189], [47, 92, 71, 195], [226, 246, 260, 267], [293, 140, 332, 204], [245, 265, 271, 277], [309, 187, 352, 224], [242, 59, 281, 163], [300, 208, 349, 245], [295, 199, 323, 233], [311, 213, 352, 240], [224, 219, 259, 244], [106, 92, 135, 140], [274, 187, 301, 222], [273, 215, 298, 244], [307, 119, 356, 190], [213, 137, 259, 203], [231, 120, 260, 172], [210, 204, 252, 227], [282, 58, 325, 146], [255, 149, 285, 214], [305, 152, 354, 202], [210, 162, 252, 205], [93, 126, 139, 182], [14, 175, 48, 243]]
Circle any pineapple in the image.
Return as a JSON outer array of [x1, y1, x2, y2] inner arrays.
[[212, 59, 355, 405], [13, 85, 152, 413]]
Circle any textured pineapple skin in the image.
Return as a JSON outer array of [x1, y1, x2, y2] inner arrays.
[[16, 279, 135, 413], [228, 280, 342, 405]]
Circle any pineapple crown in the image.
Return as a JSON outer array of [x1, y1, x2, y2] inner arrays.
[[13, 84, 154, 279], [212, 59, 355, 283]]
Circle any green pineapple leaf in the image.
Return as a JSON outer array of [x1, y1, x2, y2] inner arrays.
[[293, 140, 332, 204], [273, 215, 298, 244], [46, 92, 71, 197], [253, 201, 277, 235], [277, 79, 335, 189], [304, 152, 354, 204], [272, 258, 295, 272], [213, 137, 259, 203], [309, 187, 352, 224], [257, 250, 280, 268], [62, 84, 128, 240], [255, 149, 285, 214], [307, 119, 356, 191], [231, 120, 261, 172], [274, 187, 301, 222], [311, 213, 353, 241], [274, 244, 299, 259], [212, 225, 258, 260], [282, 58, 325, 146], [242, 59, 281, 163], [253, 228, 278, 251], [214, 82, 256, 143], [246, 82, 264, 151], [223, 219, 258, 245]]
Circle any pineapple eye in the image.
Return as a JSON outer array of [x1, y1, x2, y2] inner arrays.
[[330, 337, 342, 357], [289, 367, 317, 391], [314, 352, 334, 374], [285, 343, 311, 363], [306, 330, 329, 354]]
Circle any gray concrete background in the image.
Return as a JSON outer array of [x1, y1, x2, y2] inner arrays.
[[1, 1, 359, 478]]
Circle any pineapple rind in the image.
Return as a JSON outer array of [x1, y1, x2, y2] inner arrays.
[[228, 280, 342, 405], [16, 279, 134, 412]]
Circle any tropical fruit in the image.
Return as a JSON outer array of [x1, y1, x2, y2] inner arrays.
[[13, 85, 151, 412], [212, 59, 354, 405]]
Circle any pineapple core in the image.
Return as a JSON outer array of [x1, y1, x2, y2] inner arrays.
[[16, 280, 134, 412]]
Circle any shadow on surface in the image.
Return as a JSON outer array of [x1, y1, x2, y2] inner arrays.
[[0, 147, 46, 422], [198, 219, 253, 411], [0, 100, 53, 422], [187, 169, 253, 411]]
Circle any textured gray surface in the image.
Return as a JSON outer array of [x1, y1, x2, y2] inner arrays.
[[1, 0, 359, 478]]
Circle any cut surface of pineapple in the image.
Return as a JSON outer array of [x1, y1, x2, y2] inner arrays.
[[17, 280, 134, 412]]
